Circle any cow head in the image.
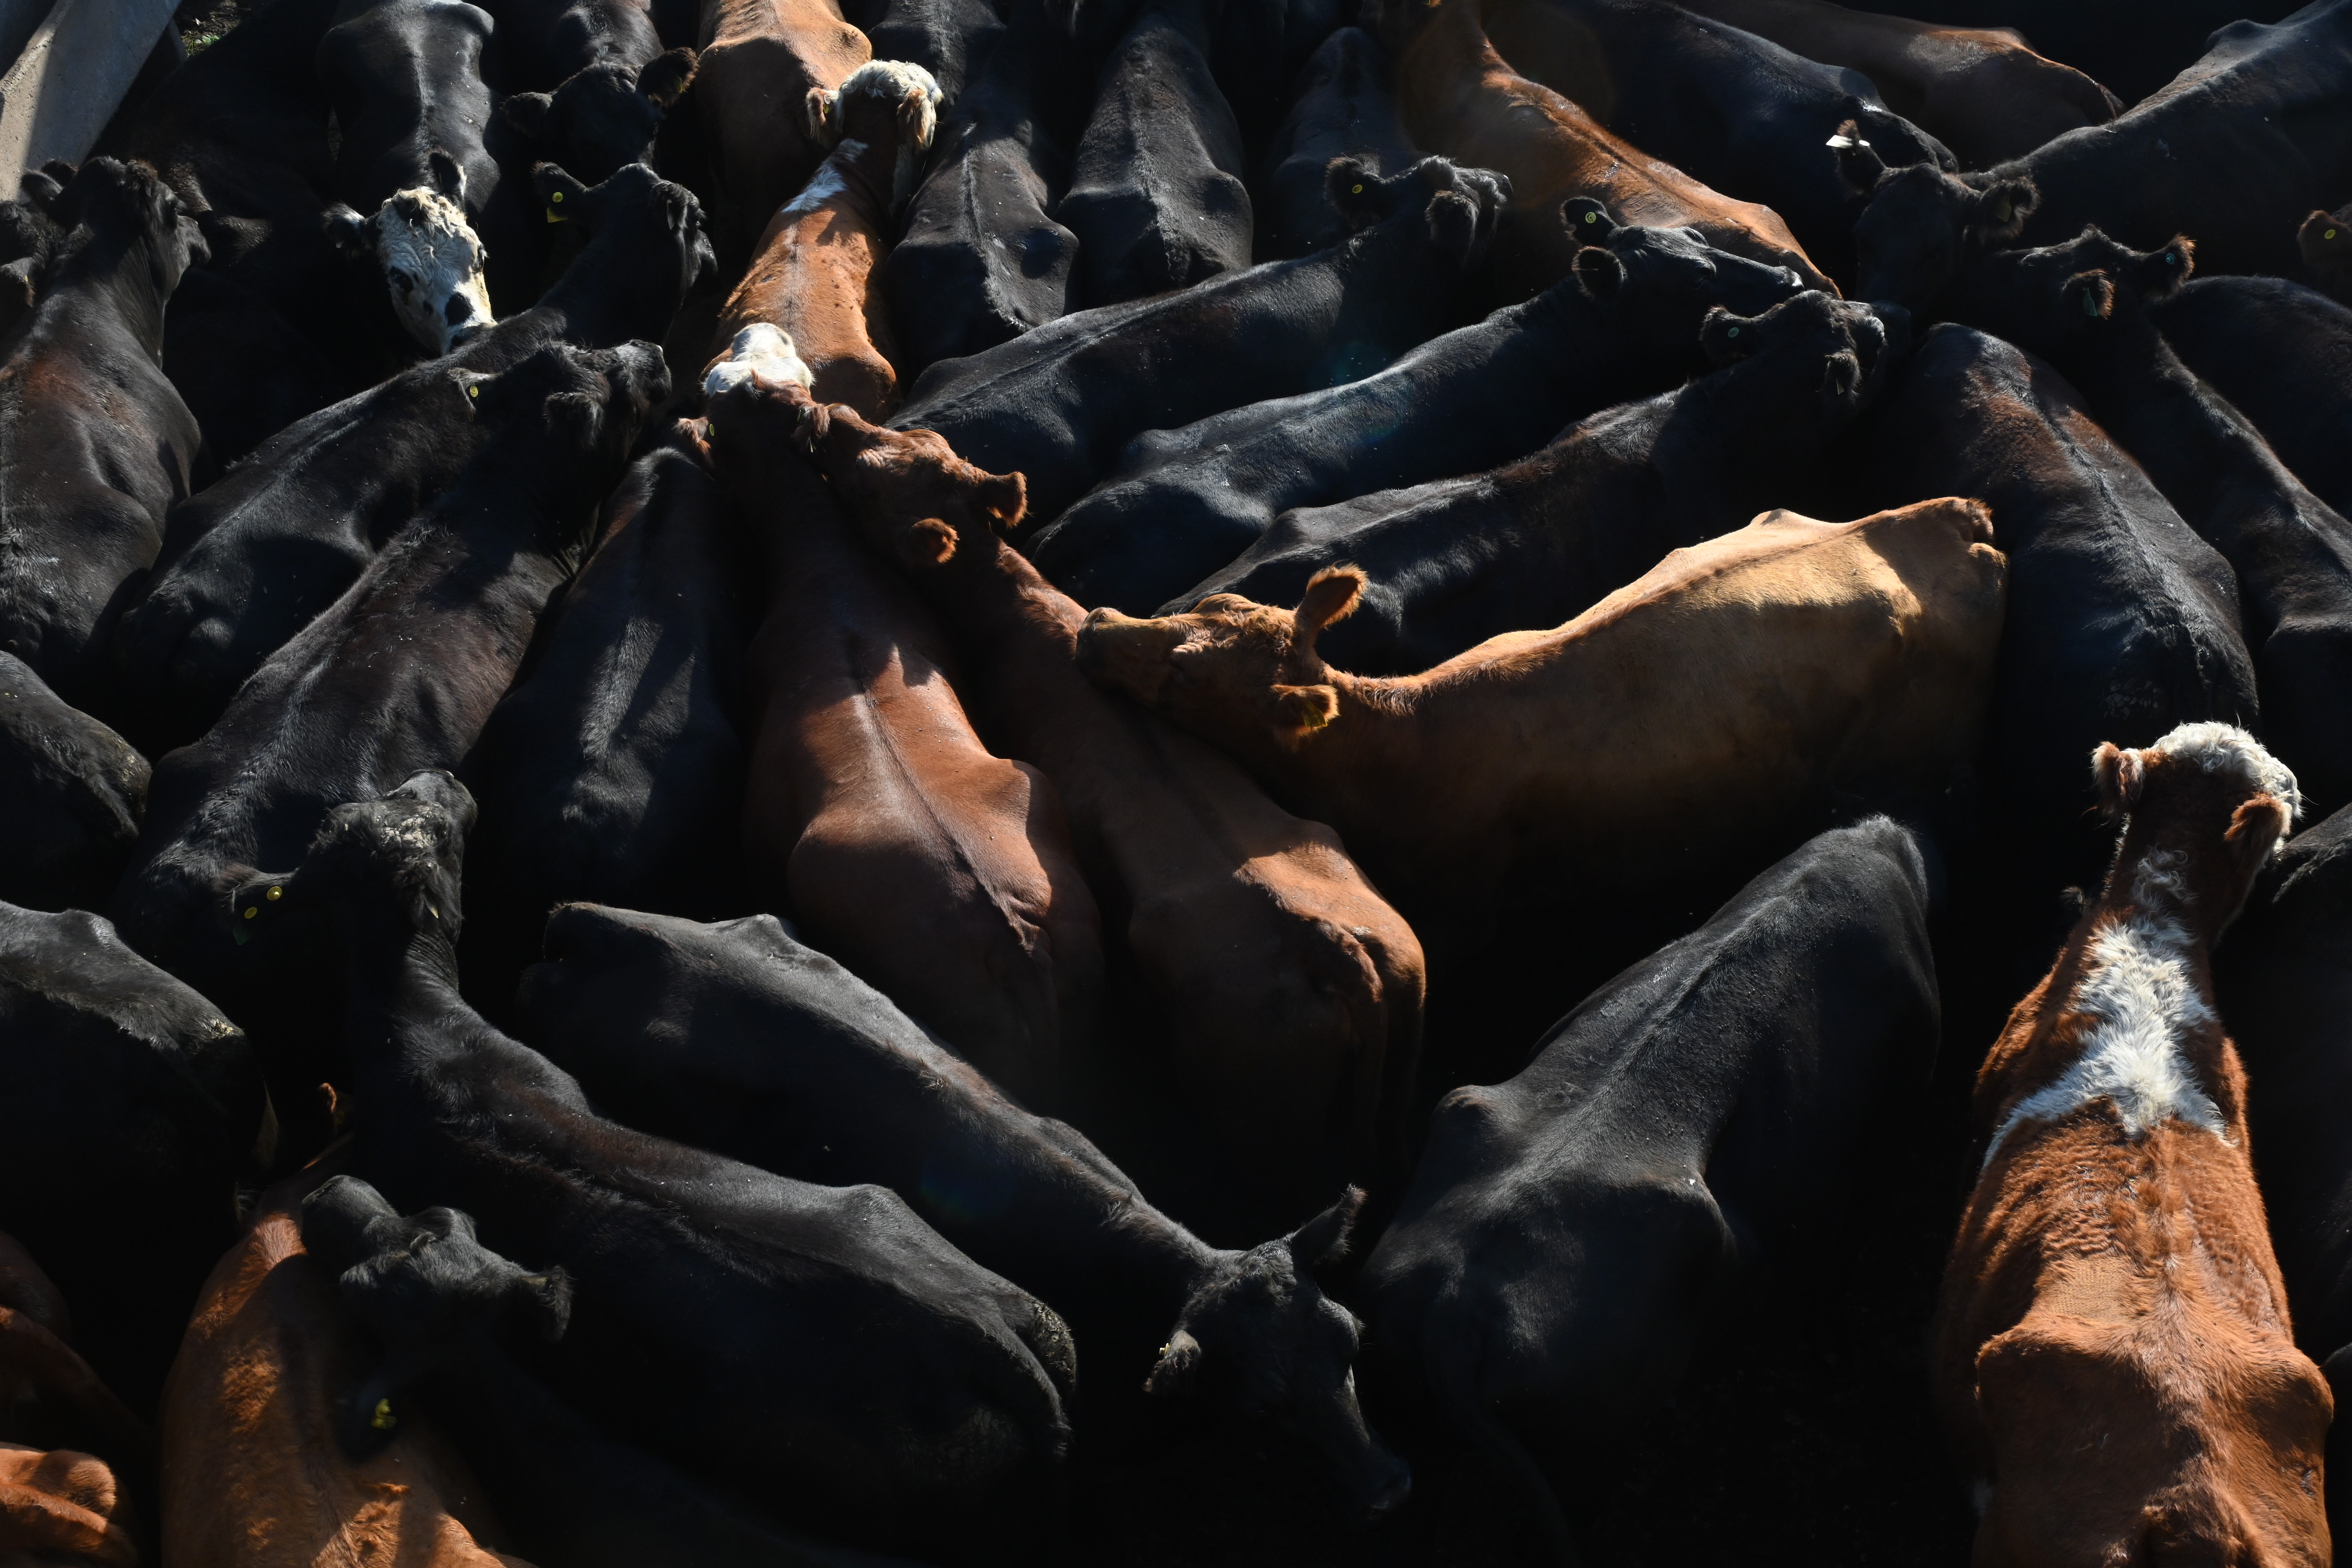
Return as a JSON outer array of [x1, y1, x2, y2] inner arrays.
[[1842, 125, 2036, 309], [1324, 154, 1508, 272], [325, 153, 493, 356], [534, 160, 720, 300], [1079, 567, 1364, 755], [1970, 1304, 2330, 1566], [300, 1175, 571, 1459], [1946, 226, 2194, 358], [1561, 198, 1808, 345], [783, 395, 1026, 567], [45, 157, 208, 303], [1147, 1189, 1411, 1519], [2090, 722, 2301, 922], [227, 771, 476, 961], [501, 48, 698, 185], [2297, 205, 2352, 305], [451, 340, 672, 480], [1696, 289, 1902, 419], [806, 60, 946, 213]]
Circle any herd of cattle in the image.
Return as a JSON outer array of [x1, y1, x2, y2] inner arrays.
[[7, 0, 2352, 1557]]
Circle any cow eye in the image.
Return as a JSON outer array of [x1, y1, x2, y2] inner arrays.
[[389, 267, 413, 289]]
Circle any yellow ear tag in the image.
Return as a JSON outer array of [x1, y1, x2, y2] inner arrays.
[[467, 385, 479, 399], [243, 906, 258, 920], [371, 1398, 397, 1431], [266, 886, 281, 901], [1350, 183, 1363, 194]]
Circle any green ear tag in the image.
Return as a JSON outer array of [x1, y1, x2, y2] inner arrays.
[[1726, 325, 1739, 337], [1583, 210, 1598, 224]]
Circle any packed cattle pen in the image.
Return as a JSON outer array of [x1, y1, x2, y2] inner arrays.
[[5, 0, 2352, 1559]]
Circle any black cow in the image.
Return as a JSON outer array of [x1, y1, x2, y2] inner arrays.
[[299, 1178, 930, 1567], [499, 50, 700, 186], [270, 775, 1075, 1560], [113, 161, 714, 753], [1845, 0, 2352, 310], [0, 158, 206, 721], [112, 341, 667, 1149], [0, 900, 270, 1408], [1185, 289, 1900, 676], [456, 423, 761, 1012], [1029, 202, 1805, 613], [0, 654, 148, 915], [1869, 324, 2259, 903], [881, 0, 1081, 376], [1946, 227, 2352, 822], [893, 153, 1507, 524], [511, 899, 1409, 1518], [2154, 274, 2352, 524], [863, 0, 999, 100], [2212, 799, 2352, 1546], [1055, 0, 1252, 308], [1360, 816, 1939, 1565], [1255, 27, 1418, 260], [1480, 0, 1953, 288], [316, 0, 537, 338], [122, 0, 382, 465]]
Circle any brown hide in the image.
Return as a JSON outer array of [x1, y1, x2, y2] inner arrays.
[[693, 0, 870, 264], [0, 1235, 149, 1567], [1934, 728, 2330, 1566], [791, 402, 1427, 1198], [158, 1164, 526, 1568], [710, 64, 942, 418], [706, 395, 1101, 1101], [1367, 0, 1830, 296], [1079, 499, 2004, 943], [0, 1444, 138, 1565], [1673, 0, 2118, 168]]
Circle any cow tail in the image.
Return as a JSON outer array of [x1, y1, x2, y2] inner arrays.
[[1430, 1330, 1585, 1568]]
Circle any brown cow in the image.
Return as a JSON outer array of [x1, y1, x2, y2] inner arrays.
[[1077, 501, 2006, 946], [708, 60, 946, 417], [786, 397, 1427, 1208], [160, 1163, 531, 1568], [1936, 724, 2331, 1567], [0, 1445, 137, 1565], [0, 1234, 147, 1568], [1673, 0, 2120, 168], [1362, 0, 1831, 297], [692, 0, 871, 266], [702, 362, 1102, 1103]]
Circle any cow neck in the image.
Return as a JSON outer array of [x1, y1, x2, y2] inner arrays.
[[1384, 0, 1508, 142], [47, 223, 170, 360], [336, 914, 475, 1083]]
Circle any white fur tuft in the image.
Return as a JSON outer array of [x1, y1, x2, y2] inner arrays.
[[1983, 909, 2226, 1168], [703, 322, 812, 398], [2147, 721, 2303, 822], [835, 59, 945, 153]]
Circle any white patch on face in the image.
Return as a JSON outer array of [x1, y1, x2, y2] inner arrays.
[[370, 186, 493, 356], [703, 321, 812, 397], [1983, 908, 2226, 1169], [2147, 721, 2302, 823], [782, 154, 854, 218], [832, 59, 944, 209]]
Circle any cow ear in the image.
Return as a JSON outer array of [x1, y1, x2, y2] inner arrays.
[[1972, 177, 2036, 242], [451, 367, 497, 416], [1145, 1329, 1202, 1398], [1561, 195, 1615, 243], [2226, 793, 2293, 884], [2091, 741, 2145, 821], [509, 1266, 573, 1343], [1288, 1186, 1366, 1271], [427, 149, 466, 205], [789, 394, 831, 454], [1273, 683, 1340, 734], [806, 85, 842, 148], [299, 1175, 402, 1276], [637, 47, 697, 109], [898, 77, 939, 154], [500, 92, 553, 140], [386, 768, 479, 836], [2299, 209, 2345, 269], [322, 203, 370, 258], [2142, 235, 2194, 296], [17, 168, 64, 214], [897, 518, 959, 569], [1293, 565, 1363, 655], [1325, 157, 1385, 230], [975, 471, 1025, 532], [1572, 244, 1626, 302], [1827, 118, 1885, 195], [1700, 305, 1759, 367], [0, 256, 34, 337], [533, 162, 591, 223], [2062, 270, 2114, 322], [543, 391, 605, 448]]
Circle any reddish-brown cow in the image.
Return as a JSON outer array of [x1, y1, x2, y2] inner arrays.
[[1363, 0, 1830, 296], [703, 370, 1102, 1102], [708, 60, 945, 417], [160, 1165, 530, 1568], [1673, 0, 2120, 168], [0, 1234, 145, 1568], [692, 0, 870, 262], [1937, 724, 2331, 1567], [790, 398, 1427, 1205]]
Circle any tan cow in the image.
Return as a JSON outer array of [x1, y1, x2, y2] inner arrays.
[[708, 60, 945, 417], [1362, 0, 1831, 297], [160, 1164, 531, 1568], [693, 0, 871, 265], [1936, 724, 2332, 1566], [787, 398, 1427, 1206], [1077, 500, 2005, 943], [1673, 0, 2120, 168]]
